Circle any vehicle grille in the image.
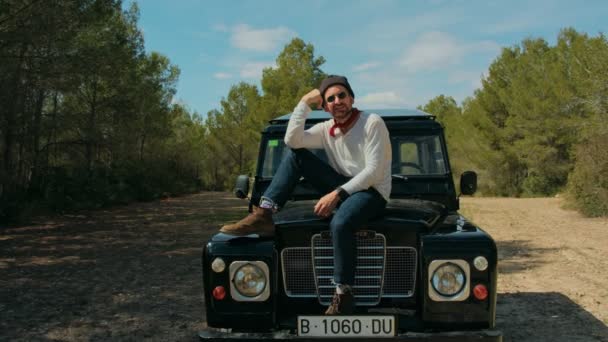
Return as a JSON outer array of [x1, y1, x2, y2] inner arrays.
[[281, 232, 417, 305], [281, 247, 316, 296]]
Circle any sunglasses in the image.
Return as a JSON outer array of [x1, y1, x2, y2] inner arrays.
[[325, 91, 348, 103]]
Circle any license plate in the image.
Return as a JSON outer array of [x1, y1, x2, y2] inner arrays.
[[297, 315, 396, 338]]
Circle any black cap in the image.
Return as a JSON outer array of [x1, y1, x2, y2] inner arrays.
[[319, 75, 355, 104]]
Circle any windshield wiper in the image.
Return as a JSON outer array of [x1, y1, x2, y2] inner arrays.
[[392, 174, 408, 181]]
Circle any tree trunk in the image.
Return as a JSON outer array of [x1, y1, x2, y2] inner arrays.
[[139, 133, 146, 161], [238, 145, 243, 173], [49, 93, 58, 167], [29, 88, 46, 195], [2, 42, 27, 198], [86, 79, 98, 173]]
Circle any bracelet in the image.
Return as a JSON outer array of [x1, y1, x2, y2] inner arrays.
[[336, 187, 349, 201]]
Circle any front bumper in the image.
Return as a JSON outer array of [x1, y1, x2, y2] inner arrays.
[[199, 328, 503, 341]]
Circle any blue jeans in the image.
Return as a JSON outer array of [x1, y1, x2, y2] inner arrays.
[[263, 148, 387, 285]]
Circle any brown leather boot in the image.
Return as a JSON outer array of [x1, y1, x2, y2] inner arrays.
[[219, 206, 275, 237], [324, 289, 355, 315]]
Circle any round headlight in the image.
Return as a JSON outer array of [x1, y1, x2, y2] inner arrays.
[[233, 263, 267, 297], [431, 262, 466, 296], [211, 258, 226, 273], [473, 256, 488, 271]]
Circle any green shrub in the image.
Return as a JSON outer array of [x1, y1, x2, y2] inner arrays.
[[566, 130, 608, 217]]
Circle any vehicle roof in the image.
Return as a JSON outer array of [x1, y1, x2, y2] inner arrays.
[[269, 108, 435, 124]]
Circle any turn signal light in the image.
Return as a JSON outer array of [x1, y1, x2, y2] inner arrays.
[[212, 286, 226, 300], [473, 284, 488, 300]]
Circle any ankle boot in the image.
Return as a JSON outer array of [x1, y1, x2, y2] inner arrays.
[[324, 289, 355, 315], [219, 206, 275, 237]]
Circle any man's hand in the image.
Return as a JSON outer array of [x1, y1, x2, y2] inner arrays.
[[302, 89, 323, 109], [314, 190, 341, 218]]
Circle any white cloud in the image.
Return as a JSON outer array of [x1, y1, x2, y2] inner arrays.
[[400, 31, 462, 71], [356, 91, 411, 109], [240, 62, 275, 79], [213, 72, 232, 80], [347, 5, 467, 55], [353, 62, 380, 72], [231, 24, 295, 52], [400, 31, 500, 72]]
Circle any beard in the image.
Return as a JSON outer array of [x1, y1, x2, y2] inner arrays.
[[331, 105, 353, 122]]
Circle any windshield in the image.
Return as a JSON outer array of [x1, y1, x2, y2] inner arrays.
[[261, 135, 447, 177]]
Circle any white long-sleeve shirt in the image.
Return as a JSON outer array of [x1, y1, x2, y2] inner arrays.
[[284, 101, 392, 201]]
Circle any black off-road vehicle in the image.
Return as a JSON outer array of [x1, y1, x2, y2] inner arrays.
[[199, 109, 502, 341]]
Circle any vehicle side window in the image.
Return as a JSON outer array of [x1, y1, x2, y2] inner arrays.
[[262, 139, 284, 177], [391, 135, 447, 175], [400, 142, 421, 174], [431, 145, 445, 174]]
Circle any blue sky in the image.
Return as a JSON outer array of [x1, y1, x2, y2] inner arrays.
[[124, 0, 607, 116]]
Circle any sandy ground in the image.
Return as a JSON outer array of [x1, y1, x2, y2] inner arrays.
[[460, 197, 607, 341], [1, 193, 606, 341]]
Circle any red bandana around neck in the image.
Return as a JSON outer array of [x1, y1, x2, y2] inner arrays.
[[329, 108, 361, 137]]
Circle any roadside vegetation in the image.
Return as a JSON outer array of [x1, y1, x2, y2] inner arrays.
[[420, 30, 608, 217], [1, 1, 606, 221], [1, 1, 204, 221]]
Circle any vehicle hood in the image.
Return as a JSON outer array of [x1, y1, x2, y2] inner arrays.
[[274, 198, 447, 228]]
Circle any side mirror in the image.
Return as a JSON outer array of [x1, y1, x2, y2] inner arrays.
[[460, 171, 477, 195], [234, 175, 250, 199]]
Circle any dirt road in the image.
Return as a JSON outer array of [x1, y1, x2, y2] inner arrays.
[[1, 193, 606, 341], [461, 197, 607, 341]]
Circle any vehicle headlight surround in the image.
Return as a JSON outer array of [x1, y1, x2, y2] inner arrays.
[[431, 263, 465, 296], [234, 264, 266, 296], [229, 261, 270, 301], [428, 259, 470, 301]]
